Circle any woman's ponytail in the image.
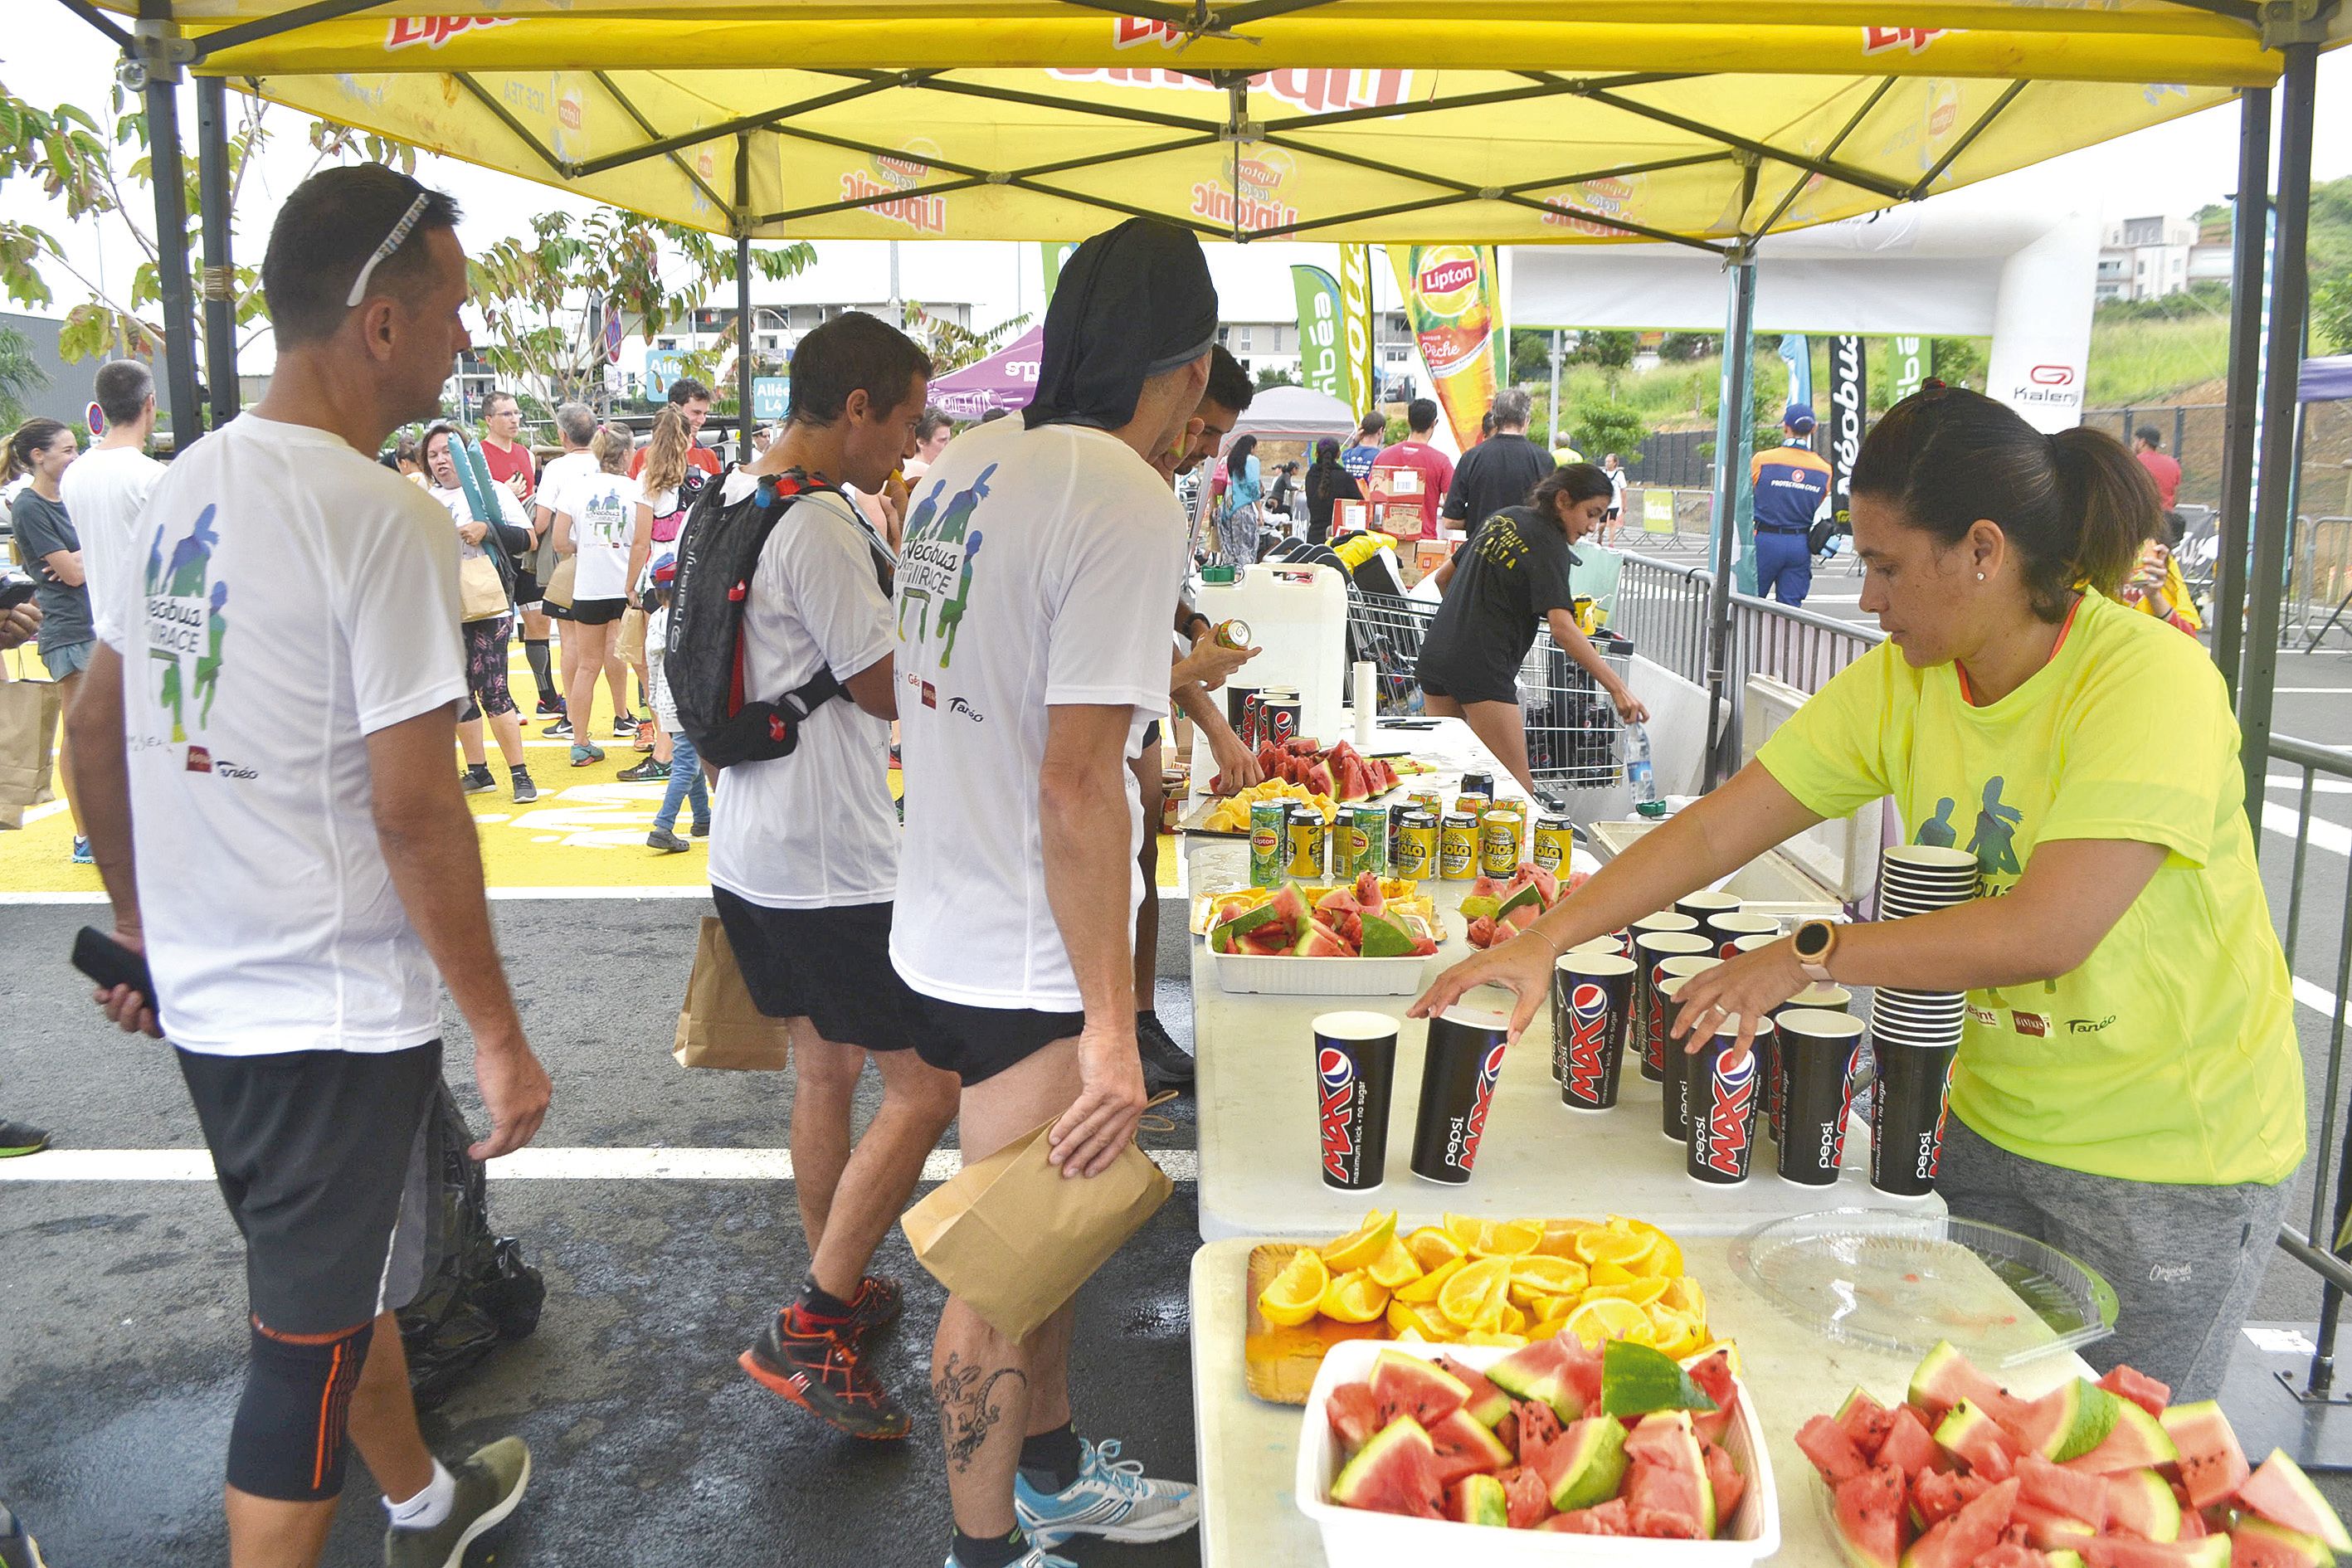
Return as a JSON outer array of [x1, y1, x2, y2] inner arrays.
[[2048, 425, 2159, 601], [2, 418, 66, 485]]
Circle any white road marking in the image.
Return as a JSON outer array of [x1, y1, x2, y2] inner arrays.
[[0, 1145, 1200, 1184], [2266, 777, 2352, 795], [2264, 801, 2352, 859]]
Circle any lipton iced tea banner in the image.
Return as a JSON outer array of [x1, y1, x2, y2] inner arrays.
[[1390, 245, 1500, 451], [1292, 265, 1349, 405]]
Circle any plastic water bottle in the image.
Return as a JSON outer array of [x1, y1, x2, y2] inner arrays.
[[1626, 720, 1658, 806]]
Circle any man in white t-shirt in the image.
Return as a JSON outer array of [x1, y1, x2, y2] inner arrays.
[[529, 402, 599, 738], [66, 165, 547, 1568], [704, 312, 962, 1442], [58, 358, 164, 616], [893, 217, 1213, 1568]]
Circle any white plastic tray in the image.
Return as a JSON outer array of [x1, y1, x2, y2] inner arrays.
[[1211, 949, 1434, 996], [1294, 1338, 1782, 1566]]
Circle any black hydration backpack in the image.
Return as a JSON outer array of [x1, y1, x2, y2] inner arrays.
[[664, 466, 866, 769]]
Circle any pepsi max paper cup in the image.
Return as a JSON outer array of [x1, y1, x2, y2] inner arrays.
[[1686, 1018, 1772, 1186], [1312, 1011, 1398, 1191], [1653, 957, 1718, 1144], [1870, 1040, 1956, 1199], [1410, 1006, 1511, 1185], [1632, 932, 1713, 1083], [1552, 953, 1635, 1111], [1774, 1008, 1865, 1187]]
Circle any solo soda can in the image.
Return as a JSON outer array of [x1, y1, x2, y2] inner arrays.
[[1264, 695, 1303, 750], [1439, 813, 1479, 879], [1653, 955, 1718, 1143], [1687, 1016, 1773, 1185], [1312, 1010, 1399, 1190], [1870, 1040, 1957, 1199], [1552, 952, 1635, 1109], [1532, 815, 1575, 874], [1286, 806, 1327, 879], [1630, 931, 1712, 1082], [1458, 771, 1495, 801], [1774, 1008, 1864, 1187], [1344, 805, 1390, 877], [1212, 617, 1253, 650], [1249, 801, 1287, 888], [1478, 809, 1523, 878], [1410, 1006, 1512, 1185], [1395, 811, 1438, 879]]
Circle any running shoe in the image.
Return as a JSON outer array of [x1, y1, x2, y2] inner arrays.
[[738, 1311, 911, 1439], [614, 717, 640, 741], [634, 720, 658, 752], [647, 829, 690, 854], [844, 1274, 903, 1338], [0, 1122, 51, 1158], [535, 695, 565, 717], [569, 743, 605, 767], [942, 1546, 1072, 1568], [543, 719, 573, 740], [1137, 1012, 1195, 1094], [0, 1502, 48, 1568], [384, 1438, 530, 1568], [616, 757, 666, 782], [511, 770, 539, 805], [70, 837, 92, 866], [1015, 1438, 1199, 1549], [460, 764, 497, 794]]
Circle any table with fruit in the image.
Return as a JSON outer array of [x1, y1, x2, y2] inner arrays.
[[1189, 1210, 2106, 1566]]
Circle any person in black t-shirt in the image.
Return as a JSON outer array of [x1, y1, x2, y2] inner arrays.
[[1442, 387, 1551, 546], [1418, 463, 1648, 793], [1303, 437, 1361, 543]]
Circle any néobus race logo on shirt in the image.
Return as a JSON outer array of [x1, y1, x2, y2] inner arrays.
[[896, 463, 996, 674], [141, 504, 253, 779]]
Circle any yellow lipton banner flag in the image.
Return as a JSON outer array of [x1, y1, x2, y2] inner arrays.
[[1340, 246, 1376, 417], [1390, 245, 1500, 451]]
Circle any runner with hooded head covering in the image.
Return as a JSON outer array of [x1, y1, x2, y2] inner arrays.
[[1023, 217, 1220, 435]]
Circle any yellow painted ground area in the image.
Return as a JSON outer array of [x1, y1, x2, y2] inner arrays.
[[2, 647, 1185, 895]]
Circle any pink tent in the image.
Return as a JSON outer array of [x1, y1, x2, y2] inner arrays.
[[928, 326, 1043, 421]]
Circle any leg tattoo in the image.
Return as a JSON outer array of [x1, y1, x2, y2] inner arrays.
[[934, 1352, 1027, 1474]]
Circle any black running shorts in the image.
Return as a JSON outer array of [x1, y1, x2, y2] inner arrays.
[[712, 889, 924, 1052], [177, 1042, 441, 1336], [571, 596, 626, 626], [915, 997, 1085, 1088]]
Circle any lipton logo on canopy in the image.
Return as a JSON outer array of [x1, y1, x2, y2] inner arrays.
[[1863, 26, 1953, 55], [842, 140, 949, 234], [1069, 30, 1412, 115], [1541, 174, 1642, 236], [386, 15, 519, 51]]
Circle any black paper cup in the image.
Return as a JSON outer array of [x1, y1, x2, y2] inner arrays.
[[1631, 909, 1701, 937], [1883, 844, 1979, 876], [1674, 889, 1743, 925], [1686, 1015, 1773, 1185], [1773, 1008, 1866, 1186], [1312, 1010, 1399, 1191], [1632, 931, 1714, 1082], [1767, 984, 1852, 1140], [1654, 957, 1720, 1143], [1704, 911, 1781, 957], [1410, 1006, 1512, 1184], [1553, 952, 1637, 1110], [1869, 1039, 1956, 1198]]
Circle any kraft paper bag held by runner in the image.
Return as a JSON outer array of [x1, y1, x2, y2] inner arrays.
[[672, 916, 791, 1071], [0, 677, 61, 830], [902, 1098, 1176, 1342]]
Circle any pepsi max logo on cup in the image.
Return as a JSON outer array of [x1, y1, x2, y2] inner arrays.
[[1456, 1041, 1509, 1168], [1703, 1050, 1758, 1178], [1318, 1046, 1359, 1184], [1565, 983, 1610, 1103]]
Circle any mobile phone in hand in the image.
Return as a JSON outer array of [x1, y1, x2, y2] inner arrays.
[[72, 926, 157, 1017]]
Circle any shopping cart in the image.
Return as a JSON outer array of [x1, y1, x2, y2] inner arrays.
[[1344, 590, 1629, 793]]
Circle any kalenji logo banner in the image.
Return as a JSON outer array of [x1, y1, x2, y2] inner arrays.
[[1390, 244, 1500, 450]]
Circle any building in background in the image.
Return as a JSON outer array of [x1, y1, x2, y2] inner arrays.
[[2096, 214, 2233, 303]]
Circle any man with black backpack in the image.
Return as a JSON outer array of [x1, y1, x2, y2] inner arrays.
[[675, 312, 962, 1441]]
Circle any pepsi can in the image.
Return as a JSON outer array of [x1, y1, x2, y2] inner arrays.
[[1687, 1016, 1772, 1185], [1551, 952, 1635, 1110], [1410, 1006, 1511, 1185], [1311, 1011, 1399, 1191]]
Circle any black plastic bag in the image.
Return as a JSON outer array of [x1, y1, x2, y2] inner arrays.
[[397, 1080, 546, 1409]]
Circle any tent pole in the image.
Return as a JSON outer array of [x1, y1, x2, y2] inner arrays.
[[2238, 45, 2316, 827], [736, 134, 753, 465], [2213, 85, 2271, 708], [139, 32, 202, 450], [1703, 245, 1757, 792], [195, 75, 239, 426]]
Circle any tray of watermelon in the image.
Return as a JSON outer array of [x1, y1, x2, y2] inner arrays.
[[1208, 875, 1443, 996], [1300, 1336, 1779, 1563], [1798, 1338, 2351, 1568], [1463, 863, 1588, 950], [1217, 737, 1408, 803]]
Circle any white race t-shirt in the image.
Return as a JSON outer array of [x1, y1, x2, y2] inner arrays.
[[708, 478, 900, 910], [889, 417, 1187, 1010], [547, 463, 639, 600], [532, 448, 596, 578], [431, 478, 530, 561], [92, 414, 466, 1056], [59, 445, 164, 620]]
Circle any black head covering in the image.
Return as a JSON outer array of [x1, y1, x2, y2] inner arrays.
[[1024, 218, 1218, 432]]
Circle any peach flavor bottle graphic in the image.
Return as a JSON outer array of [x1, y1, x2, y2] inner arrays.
[[1390, 244, 1499, 451]]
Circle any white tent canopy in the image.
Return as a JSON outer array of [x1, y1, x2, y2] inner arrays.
[[1230, 386, 1359, 446]]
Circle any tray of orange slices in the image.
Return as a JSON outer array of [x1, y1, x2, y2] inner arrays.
[[1239, 1210, 1721, 1405]]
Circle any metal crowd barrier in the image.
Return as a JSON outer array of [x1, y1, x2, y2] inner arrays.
[[1611, 553, 1712, 688]]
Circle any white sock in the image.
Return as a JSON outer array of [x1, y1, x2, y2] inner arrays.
[[384, 1459, 456, 1530]]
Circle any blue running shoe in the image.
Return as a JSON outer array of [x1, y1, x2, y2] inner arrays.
[[1015, 1437, 1199, 1549], [71, 836, 92, 865], [942, 1546, 1070, 1568]]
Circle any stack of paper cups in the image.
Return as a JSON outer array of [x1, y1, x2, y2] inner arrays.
[[1867, 844, 1982, 1199], [1353, 660, 1377, 749]]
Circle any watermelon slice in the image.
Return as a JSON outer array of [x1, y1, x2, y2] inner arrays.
[[1466, 915, 1497, 948], [1704, 1439, 1746, 1520], [1878, 1405, 1945, 1479], [1352, 870, 1385, 916], [1800, 1414, 1872, 1485], [2062, 1401, 2178, 1477], [1911, 1341, 2032, 1429], [1265, 881, 1312, 937], [1498, 900, 1542, 936], [1238, 926, 1292, 955], [1370, 757, 1400, 791], [1833, 1461, 1910, 1568], [1496, 1463, 1553, 1529], [2097, 1366, 2173, 1419], [2231, 1515, 2337, 1568], [1623, 1411, 1715, 1541], [1315, 886, 1362, 918], [2239, 1449, 2352, 1552], [1687, 1349, 1741, 1445], [1981, 1548, 2057, 1568], [1426, 1407, 1516, 1487], [1433, 1355, 1512, 1429], [2053, 1539, 2232, 1568], [1496, 881, 1546, 921], [1912, 1468, 1990, 1527], [1292, 918, 1354, 957], [2012, 1497, 2101, 1550], [2158, 1400, 2249, 1510], [1329, 1414, 1442, 1518], [1368, 1349, 1468, 1426], [1356, 911, 1418, 958], [2104, 1467, 2182, 1542], [1836, 1389, 1897, 1460], [1444, 1472, 1508, 1527], [1936, 1400, 2023, 1477], [1326, 1382, 1381, 1454], [1528, 1415, 1629, 1512], [2005, 1380, 2123, 1463], [1904, 1475, 2019, 1568], [1515, 1399, 1566, 1474], [1208, 895, 1283, 954], [2015, 1454, 2109, 1531], [1304, 759, 1337, 797], [1519, 863, 1561, 905], [1545, 1497, 1633, 1534]]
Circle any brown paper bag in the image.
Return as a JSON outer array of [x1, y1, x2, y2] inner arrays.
[[902, 1109, 1175, 1342], [616, 606, 647, 670], [672, 916, 792, 1071], [0, 677, 62, 830]]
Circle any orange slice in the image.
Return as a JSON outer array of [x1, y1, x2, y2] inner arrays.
[[1386, 1299, 1452, 1340], [1574, 1227, 1656, 1273], [1319, 1210, 1399, 1273], [1581, 1275, 1671, 1309], [1437, 1256, 1511, 1330], [1395, 1255, 1467, 1305], [1661, 1276, 1707, 1320], [1256, 1247, 1328, 1327], [1367, 1239, 1424, 1291], [1404, 1226, 1467, 1273], [1317, 1268, 1391, 1324], [1613, 1216, 1686, 1278], [1563, 1295, 1653, 1349], [1535, 1218, 1604, 1259], [1462, 1330, 1528, 1348], [1507, 1255, 1589, 1303]]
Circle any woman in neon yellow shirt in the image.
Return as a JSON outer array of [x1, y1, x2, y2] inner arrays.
[[1415, 386, 2305, 1396]]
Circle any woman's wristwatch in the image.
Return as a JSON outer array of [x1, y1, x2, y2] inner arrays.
[[1793, 918, 1839, 984]]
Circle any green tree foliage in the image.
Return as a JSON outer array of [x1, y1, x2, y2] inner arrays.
[[1569, 397, 1648, 465], [0, 324, 47, 427], [1253, 361, 1302, 391], [906, 305, 1032, 374]]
